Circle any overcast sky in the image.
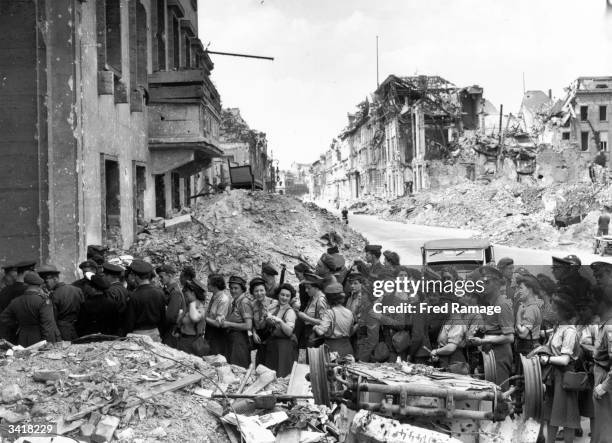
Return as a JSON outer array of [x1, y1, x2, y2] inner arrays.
[[199, 0, 612, 168]]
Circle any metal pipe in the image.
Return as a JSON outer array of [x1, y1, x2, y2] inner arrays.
[[360, 402, 494, 420], [205, 50, 274, 61], [357, 382, 502, 402]]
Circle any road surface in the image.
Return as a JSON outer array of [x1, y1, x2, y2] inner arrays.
[[316, 202, 612, 267]]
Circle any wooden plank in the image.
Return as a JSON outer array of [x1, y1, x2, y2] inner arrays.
[[286, 363, 310, 399], [126, 373, 203, 407]]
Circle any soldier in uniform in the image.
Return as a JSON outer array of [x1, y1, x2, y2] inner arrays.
[[124, 260, 166, 341], [467, 266, 515, 388], [552, 255, 593, 309], [103, 263, 129, 335], [205, 273, 232, 356], [38, 264, 83, 341], [261, 263, 279, 298], [156, 264, 186, 346], [0, 260, 36, 313], [0, 263, 18, 291], [0, 272, 61, 346], [355, 245, 385, 282], [221, 275, 253, 368], [72, 260, 99, 299]]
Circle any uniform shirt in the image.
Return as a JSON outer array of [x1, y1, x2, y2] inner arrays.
[[226, 292, 254, 324], [316, 305, 354, 338], [124, 284, 166, 334], [252, 296, 278, 329], [483, 294, 514, 335], [438, 320, 468, 348], [270, 305, 296, 337], [0, 282, 27, 313], [106, 282, 129, 315], [163, 281, 186, 329], [516, 299, 542, 340], [207, 290, 231, 322], [0, 289, 61, 346], [51, 283, 83, 325], [304, 291, 328, 322], [593, 316, 612, 391], [547, 324, 579, 359]]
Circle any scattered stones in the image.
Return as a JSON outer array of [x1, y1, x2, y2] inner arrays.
[[1, 383, 22, 403]]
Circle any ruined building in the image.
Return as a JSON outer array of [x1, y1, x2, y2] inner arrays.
[[309, 74, 484, 202], [0, 0, 222, 277], [213, 108, 273, 191]]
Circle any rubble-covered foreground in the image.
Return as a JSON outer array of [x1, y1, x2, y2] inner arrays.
[[351, 179, 612, 252], [122, 190, 367, 277], [0, 337, 335, 443]]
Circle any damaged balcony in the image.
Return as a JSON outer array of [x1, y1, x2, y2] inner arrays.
[[147, 65, 222, 176]]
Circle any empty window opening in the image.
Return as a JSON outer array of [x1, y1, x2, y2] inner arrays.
[[156, 0, 166, 70], [581, 131, 589, 151], [105, 0, 122, 74], [135, 165, 146, 226], [562, 132, 570, 140], [600, 105, 607, 121], [155, 174, 166, 218], [580, 106, 588, 121], [103, 159, 121, 247], [172, 16, 180, 69], [171, 172, 181, 211]]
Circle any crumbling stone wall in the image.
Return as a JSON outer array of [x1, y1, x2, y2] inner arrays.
[[536, 145, 590, 185]]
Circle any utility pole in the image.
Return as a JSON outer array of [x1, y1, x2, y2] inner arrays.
[[522, 72, 526, 95], [376, 36, 379, 88], [498, 104, 504, 171]]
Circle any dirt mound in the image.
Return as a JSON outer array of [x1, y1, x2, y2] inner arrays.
[[120, 190, 366, 279]]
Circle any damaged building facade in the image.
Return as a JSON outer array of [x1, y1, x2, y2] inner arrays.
[[309, 75, 485, 202], [0, 0, 222, 277], [212, 108, 273, 191]]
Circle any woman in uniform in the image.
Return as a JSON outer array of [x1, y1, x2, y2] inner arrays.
[[592, 282, 612, 443], [296, 273, 328, 348], [263, 283, 298, 376], [314, 282, 355, 357], [204, 274, 232, 357], [250, 277, 275, 364], [221, 276, 253, 368], [539, 292, 581, 443]]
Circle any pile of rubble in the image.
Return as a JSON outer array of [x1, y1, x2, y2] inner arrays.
[[118, 190, 367, 278], [351, 179, 612, 251], [0, 337, 331, 443]]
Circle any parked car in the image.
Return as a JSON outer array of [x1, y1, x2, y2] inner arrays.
[[421, 238, 494, 278]]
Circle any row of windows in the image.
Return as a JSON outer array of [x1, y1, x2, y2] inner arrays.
[[579, 105, 608, 122], [563, 131, 609, 151]]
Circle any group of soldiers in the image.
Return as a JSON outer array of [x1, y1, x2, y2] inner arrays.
[[0, 239, 611, 442]]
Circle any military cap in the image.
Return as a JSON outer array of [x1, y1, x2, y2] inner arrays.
[[24, 271, 44, 286], [128, 259, 153, 275], [515, 273, 542, 293], [90, 274, 111, 290], [261, 262, 278, 276], [103, 262, 124, 275], [590, 261, 612, 272], [383, 250, 400, 266], [552, 255, 581, 266], [294, 262, 310, 273], [497, 257, 514, 269], [228, 275, 247, 287], [320, 253, 345, 272], [347, 271, 363, 281], [364, 245, 382, 253], [79, 260, 98, 270], [155, 264, 176, 275], [299, 272, 325, 285], [248, 277, 267, 292], [15, 260, 37, 272], [37, 264, 60, 275], [323, 282, 344, 295], [2, 262, 17, 272], [469, 265, 504, 282], [327, 246, 339, 255]]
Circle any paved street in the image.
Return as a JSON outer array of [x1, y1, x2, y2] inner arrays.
[[316, 202, 612, 266]]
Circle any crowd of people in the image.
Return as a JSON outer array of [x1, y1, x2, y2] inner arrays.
[[0, 241, 611, 443]]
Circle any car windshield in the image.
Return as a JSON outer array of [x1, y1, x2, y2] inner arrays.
[[425, 249, 484, 263]]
